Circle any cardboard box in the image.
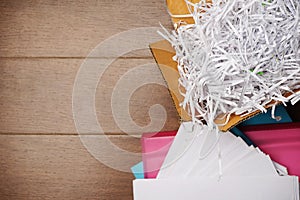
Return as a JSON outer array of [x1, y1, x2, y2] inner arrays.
[[150, 40, 300, 131]]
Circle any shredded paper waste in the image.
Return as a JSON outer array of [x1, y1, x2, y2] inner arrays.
[[160, 0, 300, 128]]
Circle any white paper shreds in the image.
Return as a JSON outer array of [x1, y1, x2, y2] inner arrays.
[[160, 0, 300, 128]]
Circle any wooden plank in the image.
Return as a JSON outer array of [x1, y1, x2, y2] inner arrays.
[[0, 135, 141, 200], [0, 0, 172, 58], [0, 58, 180, 134]]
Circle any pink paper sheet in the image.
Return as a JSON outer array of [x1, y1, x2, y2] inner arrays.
[[142, 131, 177, 178], [241, 122, 300, 178]]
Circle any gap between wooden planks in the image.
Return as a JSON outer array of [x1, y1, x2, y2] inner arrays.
[[0, 0, 175, 199], [0, 58, 179, 135]]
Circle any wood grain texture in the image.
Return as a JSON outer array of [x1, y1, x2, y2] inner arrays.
[[0, 0, 172, 58], [0, 135, 141, 200], [0, 0, 176, 199], [0, 58, 179, 134]]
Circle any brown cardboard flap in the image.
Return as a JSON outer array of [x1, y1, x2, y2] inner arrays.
[[166, 0, 195, 25], [166, 0, 213, 26], [150, 40, 191, 122], [150, 39, 300, 131]]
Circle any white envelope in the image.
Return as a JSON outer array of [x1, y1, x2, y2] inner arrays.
[[133, 176, 299, 200]]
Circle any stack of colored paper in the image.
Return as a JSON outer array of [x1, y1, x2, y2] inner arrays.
[[133, 122, 299, 200]]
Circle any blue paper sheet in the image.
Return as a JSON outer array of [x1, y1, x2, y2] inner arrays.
[[230, 105, 292, 145], [131, 162, 144, 179]]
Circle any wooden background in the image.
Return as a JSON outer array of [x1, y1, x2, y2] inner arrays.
[[0, 0, 180, 199]]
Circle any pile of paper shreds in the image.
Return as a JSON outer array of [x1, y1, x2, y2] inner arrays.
[[132, 0, 300, 199], [160, 0, 300, 128]]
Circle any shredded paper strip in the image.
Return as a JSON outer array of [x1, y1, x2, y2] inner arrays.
[[160, 0, 300, 128]]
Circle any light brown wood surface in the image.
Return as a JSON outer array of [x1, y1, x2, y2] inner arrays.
[[0, 135, 141, 200], [0, 0, 177, 199], [0, 58, 179, 134], [0, 0, 171, 57]]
